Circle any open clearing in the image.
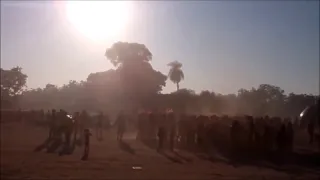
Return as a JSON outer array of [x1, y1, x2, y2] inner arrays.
[[1, 123, 319, 180]]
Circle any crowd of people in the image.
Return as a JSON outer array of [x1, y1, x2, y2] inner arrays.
[[1, 108, 319, 160], [137, 112, 300, 153]]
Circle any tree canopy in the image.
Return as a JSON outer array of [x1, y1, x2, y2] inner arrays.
[[105, 42, 167, 108], [1, 67, 27, 109], [1, 67, 27, 97], [105, 42, 152, 67]]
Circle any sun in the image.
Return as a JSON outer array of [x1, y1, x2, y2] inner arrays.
[[65, 1, 132, 42]]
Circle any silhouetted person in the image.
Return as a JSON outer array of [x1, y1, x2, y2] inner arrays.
[[57, 109, 73, 155], [79, 110, 89, 145], [40, 109, 45, 124], [116, 111, 126, 141], [16, 109, 22, 122], [230, 120, 241, 151], [196, 116, 205, 149], [73, 112, 80, 144], [247, 116, 255, 146], [286, 121, 294, 152], [157, 126, 166, 152], [186, 116, 196, 149], [149, 112, 158, 141], [178, 114, 188, 147], [45, 110, 51, 125], [96, 112, 104, 141], [169, 127, 176, 151], [137, 112, 149, 141], [81, 128, 92, 161], [168, 113, 176, 151], [276, 124, 286, 153], [104, 114, 111, 130], [136, 112, 144, 140], [294, 117, 299, 129], [262, 125, 272, 153], [48, 109, 57, 140], [307, 122, 314, 144], [253, 120, 263, 152]]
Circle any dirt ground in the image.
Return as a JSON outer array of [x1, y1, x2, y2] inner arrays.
[[1, 122, 319, 180]]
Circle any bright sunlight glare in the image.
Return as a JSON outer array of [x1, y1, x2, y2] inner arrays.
[[65, 1, 132, 42]]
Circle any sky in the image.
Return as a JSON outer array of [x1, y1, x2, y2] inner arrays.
[[1, 1, 319, 95]]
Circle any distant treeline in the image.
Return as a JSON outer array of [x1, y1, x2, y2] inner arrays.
[[1, 42, 318, 118]]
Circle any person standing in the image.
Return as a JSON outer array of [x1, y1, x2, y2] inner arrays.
[[79, 110, 89, 145], [116, 111, 126, 141], [81, 128, 92, 161], [48, 109, 57, 140], [96, 112, 104, 141]]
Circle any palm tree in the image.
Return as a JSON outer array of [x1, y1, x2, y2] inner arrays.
[[168, 61, 184, 91]]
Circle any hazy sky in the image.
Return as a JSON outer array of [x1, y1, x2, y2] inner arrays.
[[1, 1, 319, 95]]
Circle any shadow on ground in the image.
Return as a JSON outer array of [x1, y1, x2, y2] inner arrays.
[[118, 141, 136, 155], [158, 151, 184, 164], [33, 138, 51, 152], [141, 139, 158, 150], [195, 145, 320, 176], [34, 137, 79, 156], [173, 151, 194, 163], [33, 138, 63, 153]]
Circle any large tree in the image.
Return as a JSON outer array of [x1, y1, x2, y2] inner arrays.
[[284, 93, 317, 117], [105, 42, 152, 67], [105, 42, 167, 108], [1, 67, 27, 109], [1, 67, 28, 97], [168, 61, 184, 91]]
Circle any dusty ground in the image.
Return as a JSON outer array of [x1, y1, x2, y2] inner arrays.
[[1, 122, 319, 180]]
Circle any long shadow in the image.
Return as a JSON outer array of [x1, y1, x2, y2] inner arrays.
[[173, 151, 194, 163], [46, 139, 63, 153], [34, 137, 67, 154], [139, 139, 184, 164], [118, 141, 136, 155], [81, 154, 88, 161], [68, 140, 77, 154], [194, 152, 229, 164], [158, 151, 184, 164], [229, 152, 320, 176], [230, 151, 320, 170], [141, 139, 158, 150], [59, 137, 78, 155], [58, 141, 77, 156], [293, 152, 320, 167], [34, 138, 52, 152], [198, 144, 320, 175]]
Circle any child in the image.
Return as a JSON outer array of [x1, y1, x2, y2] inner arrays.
[[81, 128, 92, 161]]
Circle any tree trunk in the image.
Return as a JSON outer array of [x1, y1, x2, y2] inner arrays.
[[176, 83, 179, 91]]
